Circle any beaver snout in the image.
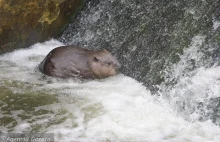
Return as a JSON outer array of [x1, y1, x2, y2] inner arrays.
[[114, 61, 121, 70], [116, 62, 121, 69], [113, 62, 121, 74]]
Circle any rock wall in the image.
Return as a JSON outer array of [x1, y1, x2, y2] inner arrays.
[[60, 0, 220, 91], [0, 0, 85, 53]]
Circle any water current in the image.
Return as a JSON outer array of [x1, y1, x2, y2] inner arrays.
[[1, 0, 220, 141]]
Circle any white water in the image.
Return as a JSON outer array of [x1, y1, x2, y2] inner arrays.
[[1, 39, 220, 142], [161, 35, 220, 123]]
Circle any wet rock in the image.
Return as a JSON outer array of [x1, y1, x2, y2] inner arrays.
[[60, 0, 220, 91], [0, 0, 85, 53]]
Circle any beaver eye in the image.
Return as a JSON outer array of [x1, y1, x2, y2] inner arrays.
[[93, 57, 99, 62]]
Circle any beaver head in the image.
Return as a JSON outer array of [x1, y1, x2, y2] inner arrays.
[[88, 49, 121, 79]]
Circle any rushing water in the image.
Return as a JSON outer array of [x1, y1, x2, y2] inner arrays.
[[1, 0, 220, 141], [60, 0, 220, 89], [0, 39, 220, 141]]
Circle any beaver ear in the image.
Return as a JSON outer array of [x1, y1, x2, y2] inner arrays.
[[93, 57, 99, 62]]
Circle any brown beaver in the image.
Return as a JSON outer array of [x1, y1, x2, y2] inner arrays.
[[39, 46, 120, 79]]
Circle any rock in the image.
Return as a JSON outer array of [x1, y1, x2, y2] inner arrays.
[[0, 0, 85, 53]]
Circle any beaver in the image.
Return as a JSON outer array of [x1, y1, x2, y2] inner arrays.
[[39, 46, 120, 79]]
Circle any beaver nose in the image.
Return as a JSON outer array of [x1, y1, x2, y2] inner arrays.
[[114, 62, 121, 72], [118, 63, 121, 69], [117, 62, 121, 68]]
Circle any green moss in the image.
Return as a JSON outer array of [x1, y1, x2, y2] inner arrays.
[[0, 0, 85, 54]]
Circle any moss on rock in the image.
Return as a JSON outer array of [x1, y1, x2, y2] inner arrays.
[[0, 0, 85, 53]]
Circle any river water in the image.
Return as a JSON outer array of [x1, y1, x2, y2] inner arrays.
[[1, 0, 220, 141], [0, 39, 220, 141]]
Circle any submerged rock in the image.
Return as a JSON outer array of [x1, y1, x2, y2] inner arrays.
[[0, 0, 85, 53]]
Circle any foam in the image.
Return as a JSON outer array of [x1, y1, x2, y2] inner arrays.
[[0, 39, 220, 142]]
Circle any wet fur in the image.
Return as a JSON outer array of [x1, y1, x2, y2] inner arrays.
[[39, 46, 120, 79]]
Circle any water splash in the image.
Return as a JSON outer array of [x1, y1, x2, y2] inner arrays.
[[0, 39, 220, 141], [160, 35, 220, 123]]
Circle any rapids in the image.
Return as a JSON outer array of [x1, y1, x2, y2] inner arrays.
[[0, 39, 220, 141], [1, 0, 220, 141]]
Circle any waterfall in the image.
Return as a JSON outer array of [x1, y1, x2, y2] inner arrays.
[[0, 0, 220, 141], [60, 0, 220, 125], [60, 0, 220, 90]]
